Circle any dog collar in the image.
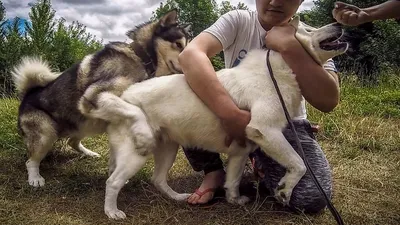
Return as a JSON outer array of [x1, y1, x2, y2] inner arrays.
[[132, 43, 156, 78]]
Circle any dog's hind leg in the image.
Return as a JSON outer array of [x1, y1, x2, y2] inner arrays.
[[79, 89, 141, 122], [84, 91, 156, 155], [105, 123, 148, 220], [246, 123, 306, 206], [224, 142, 252, 205], [67, 138, 100, 157], [20, 112, 58, 187], [151, 142, 191, 201]]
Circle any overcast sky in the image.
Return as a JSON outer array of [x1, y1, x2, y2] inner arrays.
[[3, 0, 315, 43]]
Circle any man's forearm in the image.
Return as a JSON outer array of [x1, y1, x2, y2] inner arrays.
[[365, 0, 400, 21], [280, 42, 340, 112], [179, 49, 241, 120]]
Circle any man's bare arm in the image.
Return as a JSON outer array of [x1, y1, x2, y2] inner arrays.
[[266, 25, 340, 112], [333, 1, 400, 26], [179, 32, 250, 146]]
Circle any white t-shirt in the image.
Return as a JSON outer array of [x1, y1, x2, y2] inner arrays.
[[203, 10, 337, 120]]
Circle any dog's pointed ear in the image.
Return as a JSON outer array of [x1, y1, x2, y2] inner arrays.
[[160, 8, 178, 27], [182, 24, 191, 34], [126, 29, 135, 40], [289, 16, 300, 30]]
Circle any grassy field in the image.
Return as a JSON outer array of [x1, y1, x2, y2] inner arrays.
[[0, 75, 399, 225]]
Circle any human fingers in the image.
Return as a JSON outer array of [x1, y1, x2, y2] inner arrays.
[[347, 11, 359, 25], [334, 1, 359, 12]]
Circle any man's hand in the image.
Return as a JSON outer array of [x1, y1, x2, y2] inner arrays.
[[265, 24, 299, 53], [332, 1, 371, 26], [221, 109, 251, 148]]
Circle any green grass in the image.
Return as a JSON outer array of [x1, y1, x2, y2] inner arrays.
[[0, 74, 399, 225]]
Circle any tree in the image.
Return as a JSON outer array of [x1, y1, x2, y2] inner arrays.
[[50, 18, 102, 71], [219, 1, 248, 16], [26, 0, 56, 56], [0, 1, 5, 36], [0, 17, 29, 95], [0, 1, 4, 22], [153, 0, 219, 37], [0, 0, 102, 96]]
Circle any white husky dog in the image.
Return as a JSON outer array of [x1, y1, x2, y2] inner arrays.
[[87, 17, 348, 219]]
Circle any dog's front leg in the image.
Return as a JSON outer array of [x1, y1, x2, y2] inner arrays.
[[224, 143, 252, 205], [245, 106, 306, 205]]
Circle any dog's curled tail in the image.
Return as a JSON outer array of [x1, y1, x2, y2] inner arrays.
[[11, 57, 59, 98]]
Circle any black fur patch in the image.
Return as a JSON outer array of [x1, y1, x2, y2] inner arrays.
[[18, 63, 84, 135]]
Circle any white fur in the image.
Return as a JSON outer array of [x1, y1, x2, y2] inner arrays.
[[96, 18, 349, 219], [11, 57, 60, 97]]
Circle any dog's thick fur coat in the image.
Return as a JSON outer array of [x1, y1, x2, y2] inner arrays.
[[12, 9, 189, 187]]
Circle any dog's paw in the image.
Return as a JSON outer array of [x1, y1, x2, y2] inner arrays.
[[274, 183, 292, 206], [78, 97, 95, 116], [105, 208, 126, 220], [227, 195, 250, 205], [173, 193, 191, 201], [28, 175, 45, 187]]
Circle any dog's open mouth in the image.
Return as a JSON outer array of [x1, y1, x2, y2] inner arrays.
[[320, 34, 348, 51]]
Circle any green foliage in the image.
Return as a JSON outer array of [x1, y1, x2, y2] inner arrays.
[[0, 1, 5, 39], [0, 0, 103, 96], [26, 0, 56, 56], [361, 20, 400, 70], [152, 0, 219, 37], [219, 1, 249, 18], [211, 55, 224, 71], [307, 72, 400, 143], [0, 17, 30, 96], [0, 98, 21, 150], [0, 1, 5, 22], [50, 18, 103, 72], [340, 75, 400, 119]]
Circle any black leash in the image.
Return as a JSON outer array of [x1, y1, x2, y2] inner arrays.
[[266, 49, 344, 225]]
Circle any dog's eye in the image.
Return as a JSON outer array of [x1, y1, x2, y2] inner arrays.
[[176, 42, 183, 49]]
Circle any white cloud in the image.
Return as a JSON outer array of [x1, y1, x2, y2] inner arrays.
[[2, 0, 315, 43]]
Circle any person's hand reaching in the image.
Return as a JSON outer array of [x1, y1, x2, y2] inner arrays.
[[221, 109, 251, 148]]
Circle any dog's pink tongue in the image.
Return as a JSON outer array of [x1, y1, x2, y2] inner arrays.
[[324, 40, 339, 47]]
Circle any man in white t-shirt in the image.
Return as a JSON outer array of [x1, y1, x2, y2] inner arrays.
[[179, 0, 339, 213]]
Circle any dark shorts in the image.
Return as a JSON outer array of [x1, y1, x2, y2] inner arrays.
[[182, 119, 332, 213]]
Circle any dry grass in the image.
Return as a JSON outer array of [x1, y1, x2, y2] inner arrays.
[[0, 75, 399, 225]]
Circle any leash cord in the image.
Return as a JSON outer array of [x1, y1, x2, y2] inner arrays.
[[266, 49, 344, 225]]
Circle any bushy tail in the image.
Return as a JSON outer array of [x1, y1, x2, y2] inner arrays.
[[11, 57, 60, 98]]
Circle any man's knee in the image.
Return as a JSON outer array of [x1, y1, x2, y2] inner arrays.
[[289, 184, 332, 213], [182, 147, 223, 173]]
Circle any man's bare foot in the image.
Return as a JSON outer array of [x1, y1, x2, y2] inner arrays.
[[187, 169, 225, 204]]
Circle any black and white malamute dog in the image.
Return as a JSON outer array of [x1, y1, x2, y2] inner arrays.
[[11, 9, 190, 187]]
